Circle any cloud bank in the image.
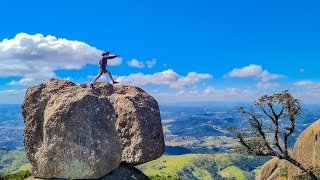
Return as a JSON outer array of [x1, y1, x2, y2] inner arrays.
[[0, 33, 122, 85], [116, 69, 212, 89]]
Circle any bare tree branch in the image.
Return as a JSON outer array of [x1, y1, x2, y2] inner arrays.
[[229, 90, 318, 179]]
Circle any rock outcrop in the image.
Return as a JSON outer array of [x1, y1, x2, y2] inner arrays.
[[22, 79, 165, 179], [287, 119, 320, 179], [258, 119, 320, 180], [100, 165, 150, 180], [256, 157, 287, 180]]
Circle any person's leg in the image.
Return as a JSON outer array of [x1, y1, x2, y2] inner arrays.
[[91, 71, 102, 88], [92, 74, 101, 84], [107, 71, 119, 84]]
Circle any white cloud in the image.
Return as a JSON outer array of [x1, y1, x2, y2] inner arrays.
[[0, 89, 25, 104], [108, 58, 122, 66], [87, 74, 107, 81], [127, 59, 145, 68], [202, 86, 254, 97], [259, 70, 284, 81], [292, 80, 320, 103], [148, 86, 257, 103], [10, 76, 74, 86], [172, 72, 212, 89], [147, 90, 170, 97], [0, 33, 122, 85], [294, 80, 319, 87], [0, 89, 25, 95], [116, 69, 212, 89], [227, 64, 262, 77], [256, 82, 280, 89], [127, 58, 156, 68], [146, 59, 156, 68], [63, 77, 73, 81], [226, 64, 285, 81], [9, 78, 45, 86]]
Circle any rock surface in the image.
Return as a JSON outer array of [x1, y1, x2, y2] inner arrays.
[[22, 79, 122, 179], [22, 79, 164, 179], [256, 157, 287, 180], [103, 86, 164, 165], [25, 165, 150, 180], [287, 119, 320, 179], [80, 82, 165, 165], [100, 165, 150, 180]]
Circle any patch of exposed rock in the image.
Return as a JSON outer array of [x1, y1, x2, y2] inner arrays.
[[256, 157, 287, 180]]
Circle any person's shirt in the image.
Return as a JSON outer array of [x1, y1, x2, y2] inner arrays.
[[99, 55, 118, 69]]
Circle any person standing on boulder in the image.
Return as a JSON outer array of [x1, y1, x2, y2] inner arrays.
[[90, 51, 120, 89]]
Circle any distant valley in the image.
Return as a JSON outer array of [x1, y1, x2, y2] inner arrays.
[[1, 103, 320, 178]]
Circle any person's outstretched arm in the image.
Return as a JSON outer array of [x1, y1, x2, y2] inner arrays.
[[107, 54, 120, 59]]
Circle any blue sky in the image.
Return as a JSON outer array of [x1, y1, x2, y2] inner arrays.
[[1, 0, 320, 104]]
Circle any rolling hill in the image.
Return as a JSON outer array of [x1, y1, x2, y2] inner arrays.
[[137, 153, 270, 180]]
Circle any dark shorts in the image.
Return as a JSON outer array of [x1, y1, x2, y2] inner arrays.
[[98, 68, 110, 75]]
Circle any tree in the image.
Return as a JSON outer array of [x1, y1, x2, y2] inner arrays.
[[228, 90, 318, 180]]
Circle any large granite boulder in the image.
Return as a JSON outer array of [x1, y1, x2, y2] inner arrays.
[[22, 79, 122, 179], [22, 79, 165, 179], [287, 119, 320, 179]]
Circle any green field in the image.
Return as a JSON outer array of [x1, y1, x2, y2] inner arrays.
[[138, 153, 269, 179], [0, 150, 29, 174]]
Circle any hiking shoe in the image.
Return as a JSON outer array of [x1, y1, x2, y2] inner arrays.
[[90, 83, 95, 89], [113, 81, 119, 84]]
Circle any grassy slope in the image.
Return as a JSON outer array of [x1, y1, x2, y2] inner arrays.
[[140, 154, 214, 180], [0, 150, 29, 173], [138, 153, 267, 179], [15, 163, 31, 172], [220, 166, 246, 180]]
